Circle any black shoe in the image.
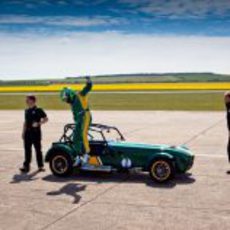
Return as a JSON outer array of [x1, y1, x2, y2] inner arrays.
[[38, 167, 45, 172], [20, 167, 30, 173], [226, 170, 230, 175]]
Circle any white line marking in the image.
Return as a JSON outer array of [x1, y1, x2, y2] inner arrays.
[[0, 148, 226, 158], [195, 154, 226, 158], [0, 90, 226, 96]]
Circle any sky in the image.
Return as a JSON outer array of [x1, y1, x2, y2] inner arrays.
[[0, 0, 230, 79]]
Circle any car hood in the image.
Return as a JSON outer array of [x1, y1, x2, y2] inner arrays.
[[108, 141, 193, 156]]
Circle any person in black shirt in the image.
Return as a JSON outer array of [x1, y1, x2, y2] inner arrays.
[[224, 92, 230, 174], [20, 95, 48, 173]]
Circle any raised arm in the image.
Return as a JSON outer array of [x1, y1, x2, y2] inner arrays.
[[80, 77, 93, 96]]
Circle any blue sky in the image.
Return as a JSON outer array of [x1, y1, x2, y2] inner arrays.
[[0, 0, 230, 79], [1, 0, 230, 36]]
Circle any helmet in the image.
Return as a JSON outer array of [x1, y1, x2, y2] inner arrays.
[[60, 87, 76, 103]]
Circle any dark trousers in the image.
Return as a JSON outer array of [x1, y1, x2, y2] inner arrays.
[[23, 130, 44, 169], [228, 136, 230, 163]]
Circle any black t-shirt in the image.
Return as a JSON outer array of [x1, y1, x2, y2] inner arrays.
[[25, 106, 47, 131]]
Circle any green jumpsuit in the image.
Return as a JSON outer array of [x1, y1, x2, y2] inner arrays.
[[61, 81, 92, 154]]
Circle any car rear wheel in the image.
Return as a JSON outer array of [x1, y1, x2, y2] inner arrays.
[[149, 159, 174, 183], [49, 151, 73, 177]]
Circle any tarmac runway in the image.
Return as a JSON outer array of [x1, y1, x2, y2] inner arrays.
[[0, 111, 229, 230]]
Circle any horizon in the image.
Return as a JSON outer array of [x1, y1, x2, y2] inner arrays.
[[1, 72, 230, 82], [0, 0, 230, 80]]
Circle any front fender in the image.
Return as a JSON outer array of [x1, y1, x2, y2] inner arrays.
[[146, 152, 175, 170], [45, 143, 76, 162]]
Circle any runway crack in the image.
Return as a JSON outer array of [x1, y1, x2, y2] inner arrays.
[[39, 175, 129, 230], [183, 118, 224, 145]]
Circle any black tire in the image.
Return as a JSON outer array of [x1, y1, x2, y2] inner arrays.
[[49, 151, 73, 177], [149, 158, 175, 183]]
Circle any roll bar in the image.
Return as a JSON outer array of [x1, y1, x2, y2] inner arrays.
[[60, 123, 125, 143]]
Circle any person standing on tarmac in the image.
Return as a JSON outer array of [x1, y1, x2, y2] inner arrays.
[[20, 95, 48, 173], [60, 77, 92, 165], [224, 91, 230, 174]]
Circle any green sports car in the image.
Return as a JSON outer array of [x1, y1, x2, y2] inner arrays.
[[45, 123, 195, 183]]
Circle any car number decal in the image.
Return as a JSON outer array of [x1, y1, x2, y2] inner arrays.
[[121, 158, 132, 168]]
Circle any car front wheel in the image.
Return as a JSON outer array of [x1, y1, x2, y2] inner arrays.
[[49, 151, 73, 177], [149, 159, 174, 183]]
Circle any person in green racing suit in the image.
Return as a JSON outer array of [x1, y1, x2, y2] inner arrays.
[[60, 77, 92, 165]]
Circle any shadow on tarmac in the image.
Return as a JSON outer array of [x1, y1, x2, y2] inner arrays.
[[47, 183, 87, 204], [43, 171, 196, 190], [10, 170, 40, 183]]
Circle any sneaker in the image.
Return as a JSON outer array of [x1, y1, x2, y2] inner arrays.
[[38, 167, 45, 172], [73, 156, 82, 167], [82, 154, 90, 165], [20, 167, 30, 173]]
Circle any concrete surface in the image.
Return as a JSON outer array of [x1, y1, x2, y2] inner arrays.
[[0, 111, 229, 230]]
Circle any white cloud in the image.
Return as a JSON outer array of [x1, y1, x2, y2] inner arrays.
[[0, 31, 230, 79], [120, 0, 230, 19], [0, 15, 122, 27]]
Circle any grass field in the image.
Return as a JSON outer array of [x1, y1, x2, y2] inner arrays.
[[1, 73, 230, 85], [0, 92, 225, 110]]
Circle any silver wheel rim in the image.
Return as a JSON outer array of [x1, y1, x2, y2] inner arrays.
[[52, 155, 68, 174]]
